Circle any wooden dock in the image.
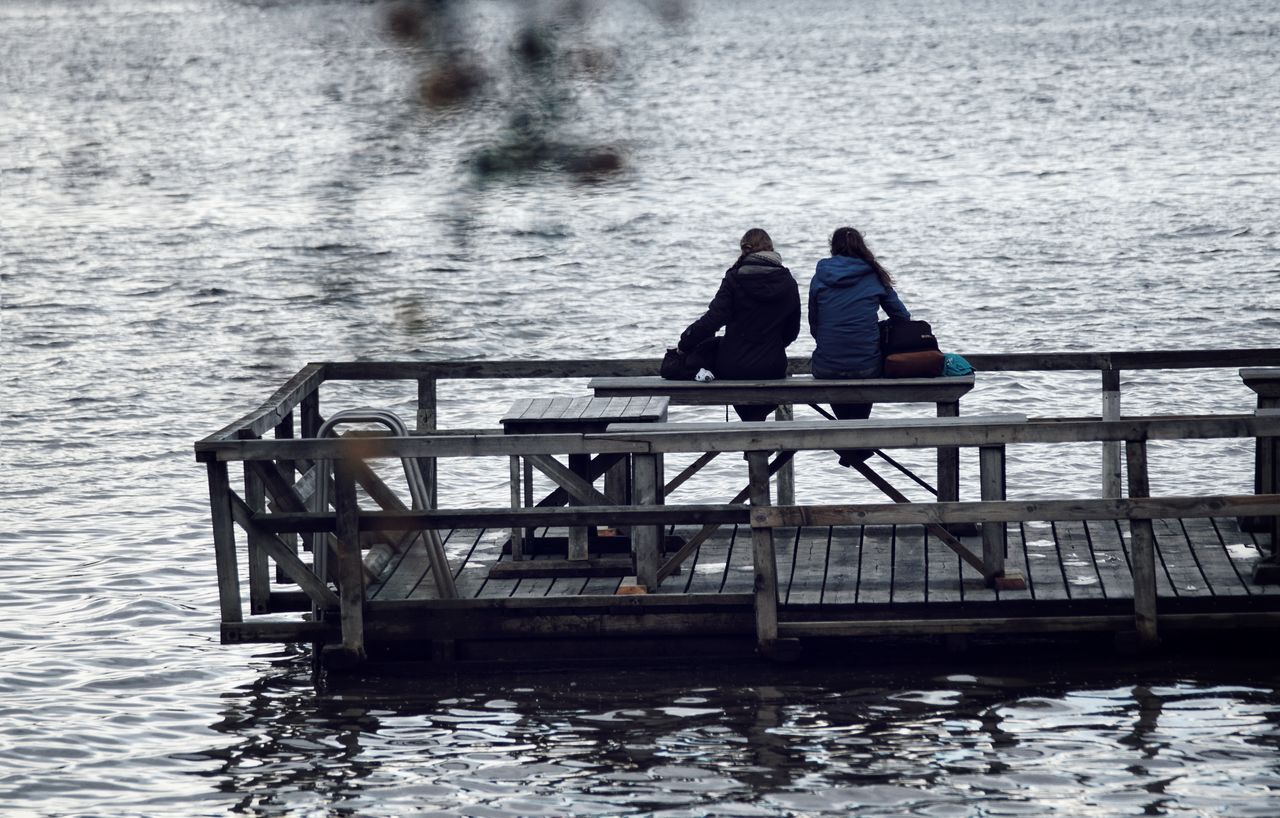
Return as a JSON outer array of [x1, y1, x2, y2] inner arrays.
[[194, 351, 1280, 668]]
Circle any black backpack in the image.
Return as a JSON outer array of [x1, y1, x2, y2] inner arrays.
[[659, 337, 720, 380], [879, 318, 944, 377]]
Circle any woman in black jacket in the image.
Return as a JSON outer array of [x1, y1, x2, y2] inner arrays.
[[677, 228, 801, 421]]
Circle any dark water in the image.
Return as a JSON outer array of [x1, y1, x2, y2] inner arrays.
[[2, 0, 1280, 815]]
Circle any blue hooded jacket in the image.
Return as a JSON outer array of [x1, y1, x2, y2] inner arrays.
[[808, 255, 911, 376]]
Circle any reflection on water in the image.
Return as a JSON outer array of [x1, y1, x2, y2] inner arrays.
[[199, 656, 1280, 817]]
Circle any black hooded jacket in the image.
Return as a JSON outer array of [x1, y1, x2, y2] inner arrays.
[[678, 251, 802, 380]]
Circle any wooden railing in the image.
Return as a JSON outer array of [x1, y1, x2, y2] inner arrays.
[[198, 379, 1280, 662]]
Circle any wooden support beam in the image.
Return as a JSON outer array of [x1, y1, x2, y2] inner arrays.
[[631, 453, 661, 590], [1101, 368, 1123, 498], [747, 451, 779, 653], [774, 403, 796, 505], [979, 445, 1007, 581], [1126, 440, 1159, 646], [849, 459, 992, 578], [486, 557, 635, 579], [332, 458, 366, 663], [228, 495, 340, 608], [663, 451, 720, 497], [754, 493, 1280, 528], [935, 400, 960, 504], [417, 377, 438, 509], [206, 461, 242, 624], [656, 451, 795, 583], [244, 458, 271, 615]]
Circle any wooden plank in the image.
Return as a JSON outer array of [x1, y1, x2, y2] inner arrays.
[[892, 525, 928, 604], [986, 524, 1027, 602], [679, 525, 734, 595], [783, 526, 827, 607], [1020, 520, 1070, 601], [822, 526, 861, 606], [199, 413, 1280, 461], [206, 461, 242, 623], [200, 362, 327, 445], [632, 453, 661, 590], [1084, 519, 1135, 600], [371, 534, 432, 601], [244, 459, 271, 615], [979, 445, 1006, 578], [720, 525, 757, 595], [486, 558, 634, 579], [747, 451, 779, 648], [925, 524, 965, 603], [1053, 520, 1106, 601], [332, 458, 366, 660], [1210, 517, 1272, 594], [1180, 517, 1251, 597], [1126, 440, 1159, 643], [755, 494, 1280, 529], [589, 374, 976, 406], [448, 529, 497, 600], [856, 526, 895, 604], [229, 494, 340, 609], [1153, 517, 1209, 598], [290, 350, 1280, 384]]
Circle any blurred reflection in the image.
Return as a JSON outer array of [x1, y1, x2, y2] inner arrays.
[[193, 660, 1280, 816], [378, 0, 691, 182]]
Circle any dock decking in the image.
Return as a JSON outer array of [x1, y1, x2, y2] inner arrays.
[[195, 354, 1280, 667], [370, 518, 1276, 610]]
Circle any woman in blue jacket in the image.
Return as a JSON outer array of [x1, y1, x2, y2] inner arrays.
[[809, 226, 911, 464]]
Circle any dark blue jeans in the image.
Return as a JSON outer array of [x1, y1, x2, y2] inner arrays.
[[813, 363, 881, 463]]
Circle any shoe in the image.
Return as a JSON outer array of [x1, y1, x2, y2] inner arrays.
[[838, 450, 873, 467]]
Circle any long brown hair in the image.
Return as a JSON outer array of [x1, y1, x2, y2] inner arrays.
[[830, 226, 894, 288], [739, 227, 774, 257]]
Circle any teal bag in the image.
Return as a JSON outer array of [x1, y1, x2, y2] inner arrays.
[[942, 353, 975, 376]]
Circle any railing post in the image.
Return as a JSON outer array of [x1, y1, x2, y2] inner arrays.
[[416, 377, 438, 509], [632, 452, 661, 590], [331, 456, 366, 664], [1125, 439, 1159, 646], [1102, 368, 1123, 498], [1241, 368, 1280, 533], [774, 403, 795, 505], [746, 450, 779, 653], [244, 457, 270, 615], [979, 445, 1007, 580], [206, 460, 242, 627], [1254, 407, 1280, 583], [508, 455, 524, 560]]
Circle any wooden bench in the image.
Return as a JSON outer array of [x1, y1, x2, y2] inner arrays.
[[500, 395, 668, 568], [589, 374, 977, 506], [601, 413, 1026, 591]]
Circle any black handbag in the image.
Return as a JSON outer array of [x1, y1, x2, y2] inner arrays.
[[660, 337, 719, 380], [879, 318, 943, 377]]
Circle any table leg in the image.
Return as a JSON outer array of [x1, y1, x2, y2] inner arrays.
[[936, 401, 960, 503], [632, 453, 661, 590], [508, 455, 523, 560], [774, 403, 795, 505], [567, 452, 590, 561]]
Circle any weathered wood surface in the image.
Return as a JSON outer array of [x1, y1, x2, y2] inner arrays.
[[589, 374, 975, 405], [197, 413, 1280, 462], [200, 351, 1280, 445]]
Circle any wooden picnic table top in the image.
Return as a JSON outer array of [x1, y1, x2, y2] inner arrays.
[[588, 374, 975, 405], [500, 395, 669, 434]]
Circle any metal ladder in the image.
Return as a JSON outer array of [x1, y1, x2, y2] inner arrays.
[[312, 408, 457, 599]]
